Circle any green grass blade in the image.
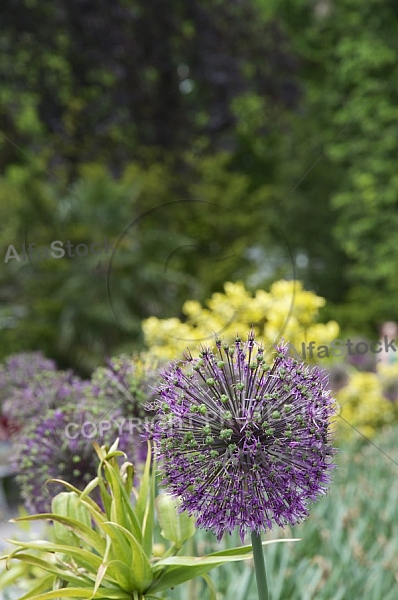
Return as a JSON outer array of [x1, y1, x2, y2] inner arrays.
[[5, 540, 103, 574], [16, 587, 132, 600], [17, 574, 55, 600], [101, 522, 152, 593], [102, 460, 142, 541], [10, 514, 106, 555]]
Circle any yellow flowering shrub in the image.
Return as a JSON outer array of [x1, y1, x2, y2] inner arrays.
[[142, 279, 339, 360], [335, 370, 396, 440]]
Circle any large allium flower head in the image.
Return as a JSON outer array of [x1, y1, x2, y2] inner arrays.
[[15, 404, 135, 514], [148, 330, 338, 542]]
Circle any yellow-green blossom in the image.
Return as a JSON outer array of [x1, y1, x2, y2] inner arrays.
[[142, 279, 339, 360], [336, 371, 395, 439]]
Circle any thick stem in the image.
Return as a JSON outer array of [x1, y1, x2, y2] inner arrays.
[[251, 531, 270, 600]]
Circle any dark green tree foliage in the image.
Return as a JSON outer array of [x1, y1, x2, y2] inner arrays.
[[252, 0, 398, 334], [0, 0, 299, 171]]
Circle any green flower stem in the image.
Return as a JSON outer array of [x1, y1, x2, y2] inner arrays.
[[187, 536, 196, 600], [251, 531, 270, 600]]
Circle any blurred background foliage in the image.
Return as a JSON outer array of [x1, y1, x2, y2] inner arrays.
[[1, 0, 398, 373]]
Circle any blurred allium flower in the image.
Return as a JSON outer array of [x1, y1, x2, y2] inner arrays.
[[147, 331, 337, 541], [89, 353, 159, 462], [324, 363, 349, 393], [15, 404, 135, 514], [345, 337, 376, 372], [0, 351, 57, 438], [0, 351, 56, 403], [90, 354, 158, 417], [2, 370, 90, 430]]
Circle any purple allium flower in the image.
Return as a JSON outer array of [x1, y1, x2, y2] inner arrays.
[[2, 370, 90, 430], [323, 364, 349, 393], [0, 351, 57, 438], [0, 351, 56, 402], [345, 337, 377, 372], [147, 331, 337, 542], [88, 354, 158, 463], [14, 404, 135, 514], [0, 351, 56, 386]]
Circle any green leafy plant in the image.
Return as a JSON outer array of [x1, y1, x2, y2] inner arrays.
[[1, 440, 298, 599]]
